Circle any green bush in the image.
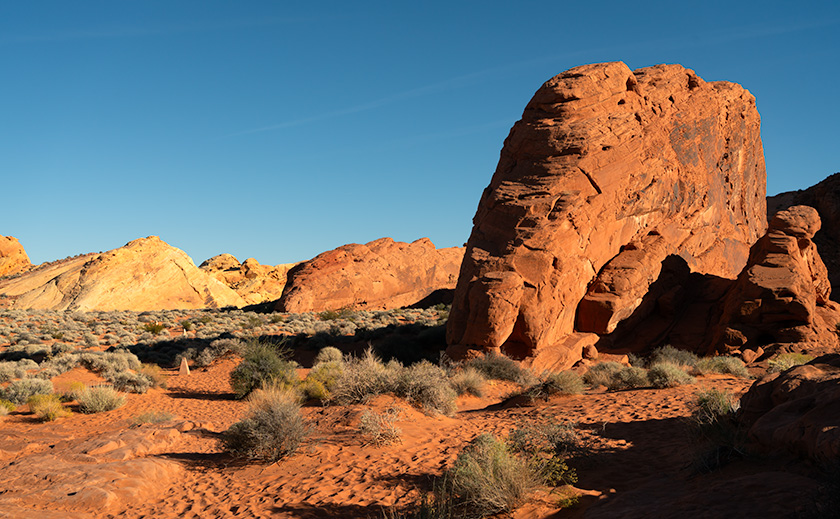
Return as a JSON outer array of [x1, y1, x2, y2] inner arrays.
[[607, 366, 649, 391], [449, 367, 486, 397], [583, 361, 624, 388], [695, 356, 750, 378], [78, 385, 126, 413], [465, 354, 531, 383], [143, 322, 166, 335], [0, 399, 16, 415], [222, 387, 307, 461], [303, 360, 344, 400], [447, 434, 537, 518], [230, 341, 299, 399], [28, 393, 71, 422], [1, 378, 54, 405], [648, 362, 695, 388], [768, 353, 814, 373]]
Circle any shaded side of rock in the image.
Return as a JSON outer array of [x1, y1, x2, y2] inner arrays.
[[276, 238, 464, 313]]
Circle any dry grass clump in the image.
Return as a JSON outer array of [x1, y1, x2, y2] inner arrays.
[[582, 361, 624, 388], [518, 371, 584, 401], [650, 345, 699, 369], [230, 341, 299, 399], [27, 393, 71, 421], [446, 433, 538, 518], [768, 352, 814, 373], [222, 386, 307, 462], [77, 385, 126, 413], [397, 361, 457, 416], [648, 362, 696, 388], [132, 410, 176, 425], [0, 399, 16, 416], [300, 359, 344, 402], [449, 367, 486, 397], [331, 349, 401, 405], [508, 418, 581, 486], [1, 378, 54, 405], [695, 356, 750, 378], [691, 388, 745, 472], [465, 354, 533, 384], [358, 407, 402, 446], [606, 366, 649, 391]]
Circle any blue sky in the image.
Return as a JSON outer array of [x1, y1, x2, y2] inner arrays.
[[2, 1, 838, 266]]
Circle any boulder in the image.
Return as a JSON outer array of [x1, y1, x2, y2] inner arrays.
[[447, 62, 766, 364], [740, 354, 840, 461], [712, 205, 839, 354], [768, 171, 840, 301], [0, 236, 31, 278], [276, 237, 464, 313], [200, 253, 296, 305], [0, 236, 245, 311]]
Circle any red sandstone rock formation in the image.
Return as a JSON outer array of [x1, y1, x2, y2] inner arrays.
[[200, 253, 296, 305], [276, 238, 464, 313], [0, 236, 31, 278], [0, 236, 244, 311], [712, 205, 839, 355], [740, 354, 840, 461], [447, 62, 766, 365], [768, 172, 840, 301]]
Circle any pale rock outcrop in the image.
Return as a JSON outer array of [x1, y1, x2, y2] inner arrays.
[[277, 237, 464, 313], [0, 236, 245, 311], [200, 254, 296, 305], [0, 236, 31, 278], [447, 62, 766, 365]]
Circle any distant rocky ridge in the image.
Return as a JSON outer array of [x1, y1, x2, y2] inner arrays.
[[277, 238, 464, 313], [447, 61, 767, 365], [0, 236, 245, 311], [0, 236, 31, 278], [200, 254, 297, 306]]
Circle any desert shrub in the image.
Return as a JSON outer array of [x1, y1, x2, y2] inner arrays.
[[331, 349, 400, 404], [650, 345, 699, 368], [143, 322, 166, 335], [108, 371, 153, 393], [695, 356, 750, 378], [0, 399, 16, 414], [606, 366, 649, 391], [691, 388, 745, 472], [1, 378, 54, 405], [230, 341, 299, 399], [133, 410, 175, 425], [314, 346, 344, 365], [222, 387, 307, 461], [63, 381, 87, 401], [768, 352, 814, 373], [78, 385, 126, 413], [306, 360, 343, 390], [447, 433, 537, 518], [318, 307, 356, 321], [79, 351, 142, 375], [28, 393, 71, 422], [583, 361, 624, 387], [520, 371, 584, 401], [358, 407, 402, 446], [180, 320, 193, 331], [299, 378, 330, 401], [449, 367, 486, 397], [396, 361, 457, 416], [648, 362, 695, 388], [465, 354, 531, 383], [508, 418, 580, 486]]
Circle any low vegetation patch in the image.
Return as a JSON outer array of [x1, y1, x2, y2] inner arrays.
[[606, 366, 649, 391], [230, 340, 299, 399], [695, 356, 750, 378], [768, 352, 814, 373], [1, 378, 54, 405], [690, 388, 745, 472], [28, 393, 71, 421], [648, 362, 695, 388], [465, 353, 533, 384], [358, 407, 402, 446], [132, 410, 176, 425], [77, 385, 126, 413], [517, 371, 584, 401], [449, 367, 486, 397], [650, 345, 699, 369], [582, 361, 624, 388], [222, 387, 307, 461]]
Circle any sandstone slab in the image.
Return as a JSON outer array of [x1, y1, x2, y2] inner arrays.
[[0, 236, 31, 278]]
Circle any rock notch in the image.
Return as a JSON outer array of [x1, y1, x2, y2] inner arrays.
[[200, 253, 297, 305], [0, 236, 245, 311], [276, 237, 464, 313], [447, 62, 766, 361], [0, 236, 31, 278]]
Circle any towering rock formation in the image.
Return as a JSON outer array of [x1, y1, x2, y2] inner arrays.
[[0, 236, 31, 278], [277, 238, 464, 313], [447, 62, 766, 362], [200, 254, 297, 306], [0, 236, 245, 311], [768, 172, 840, 300]]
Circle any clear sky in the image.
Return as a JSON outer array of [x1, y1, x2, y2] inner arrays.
[[2, 1, 838, 266]]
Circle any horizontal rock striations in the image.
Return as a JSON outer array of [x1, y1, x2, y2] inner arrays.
[[276, 238, 464, 313], [0, 236, 245, 311], [447, 61, 766, 363]]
